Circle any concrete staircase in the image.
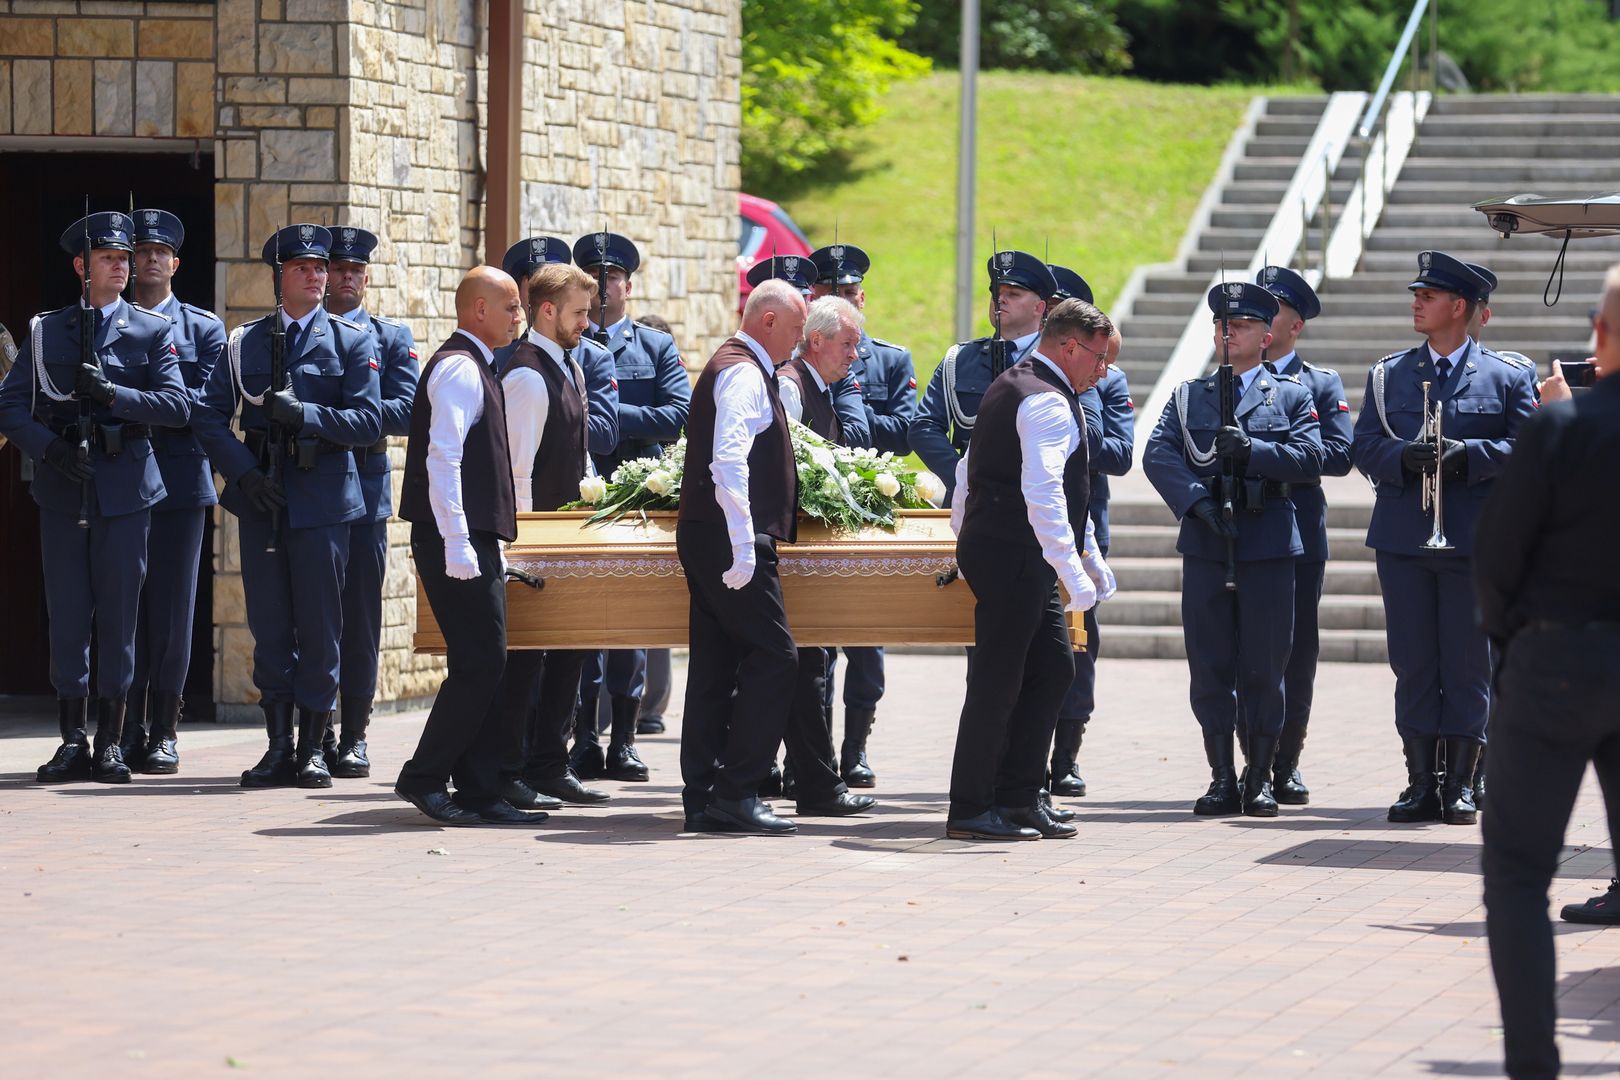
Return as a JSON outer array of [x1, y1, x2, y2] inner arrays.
[[1100, 93, 1620, 663]]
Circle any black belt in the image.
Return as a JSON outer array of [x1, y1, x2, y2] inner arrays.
[[1201, 477, 1292, 508], [244, 429, 352, 463], [1525, 619, 1620, 634], [51, 421, 151, 454]]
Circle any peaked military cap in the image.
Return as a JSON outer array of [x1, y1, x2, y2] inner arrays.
[[329, 225, 380, 264], [1465, 261, 1499, 303], [1256, 265, 1320, 320], [809, 244, 870, 286], [746, 254, 813, 293], [1409, 250, 1492, 304], [59, 211, 134, 255], [502, 236, 571, 282], [1207, 280, 1281, 323], [261, 224, 333, 266], [1047, 264, 1094, 305], [132, 209, 184, 252], [573, 231, 640, 275], [987, 250, 1058, 299]]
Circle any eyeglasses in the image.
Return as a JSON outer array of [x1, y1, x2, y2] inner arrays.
[[1065, 338, 1111, 366]]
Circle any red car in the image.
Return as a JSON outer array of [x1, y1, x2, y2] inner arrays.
[[737, 193, 813, 311]]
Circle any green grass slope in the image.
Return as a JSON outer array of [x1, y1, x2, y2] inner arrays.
[[772, 72, 1275, 384]]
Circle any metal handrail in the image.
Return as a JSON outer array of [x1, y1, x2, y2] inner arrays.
[[1358, 0, 1439, 139]]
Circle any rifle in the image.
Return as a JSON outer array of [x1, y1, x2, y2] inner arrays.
[[264, 228, 287, 554], [989, 228, 1011, 378], [592, 226, 610, 347], [1216, 254, 1237, 592], [75, 198, 96, 528]]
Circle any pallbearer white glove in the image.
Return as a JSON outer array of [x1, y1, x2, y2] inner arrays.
[[722, 541, 756, 590], [1063, 572, 1098, 614], [445, 534, 480, 581], [1080, 519, 1117, 602]]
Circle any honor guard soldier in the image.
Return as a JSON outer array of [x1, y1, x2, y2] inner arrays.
[[0, 210, 187, 783], [568, 231, 691, 784], [1251, 265, 1354, 803], [114, 208, 224, 774], [1351, 251, 1536, 825], [807, 242, 919, 789], [911, 250, 1057, 503], [1045, 265, 1135, 800], [193, 224, 382, 790], [1144, 282, 1325, 817], [324, 226, 420, 778]]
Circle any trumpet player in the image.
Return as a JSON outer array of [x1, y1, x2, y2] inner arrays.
[[1351, 252, 1537, 826]]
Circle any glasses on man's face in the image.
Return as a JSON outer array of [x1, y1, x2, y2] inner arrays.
[[1066, 338, 1110, 366]]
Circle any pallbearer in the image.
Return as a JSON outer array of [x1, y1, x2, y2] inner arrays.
[[1350, 252, 1536, 825], [120, 208, 225, 774], [1143, 283, 1323, 818], [1253, 265, 1353, 803], [324, 226, 420, 779], [193, 225, 381, 790], [0, 211, 186, 784]]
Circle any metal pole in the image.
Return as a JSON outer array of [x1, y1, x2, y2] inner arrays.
[[954, 0, 979, 343], [1430, 0, 1440, 90]]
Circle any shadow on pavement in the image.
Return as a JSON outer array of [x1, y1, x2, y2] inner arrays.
[[31, 776, 251, 795], [1259, 839, 1614, 879]]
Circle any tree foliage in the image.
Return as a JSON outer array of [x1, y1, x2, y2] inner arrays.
[[741, 0, 930, 190], [901, 0, 1131, 75]]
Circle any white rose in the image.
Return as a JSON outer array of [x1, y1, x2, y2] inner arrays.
[[846, 470, 861, 486], [822, 477, 841, 495], [645, 470, 673, 496], [874, 472, 901, 498], [915, 471, 946, 505], [579, 476, 607, 503]]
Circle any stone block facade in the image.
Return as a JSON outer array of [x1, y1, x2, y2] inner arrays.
[[2, 0, 741, 715]]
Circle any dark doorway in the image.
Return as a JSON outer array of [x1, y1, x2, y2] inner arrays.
[[0, 149, 215, 705]]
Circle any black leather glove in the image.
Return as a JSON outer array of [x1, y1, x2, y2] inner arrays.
[[1188, 496, 1238, 540], [76, 363, 116, 407], [237, 468, 287, 513], [1213, 425, 1251, 465], [1401, 439, 1439, 476], [1440, 438, 1467, 480], [44, 437, 94, 482], [267, 388, 305, 432]]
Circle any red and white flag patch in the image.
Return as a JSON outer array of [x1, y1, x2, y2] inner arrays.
[[908, 377, 917, 389], [169, 344, 179, 355], [408, 349, 418, 360], [1126, 398, 1135, 410], [1337, 400, 1350, 412], [610, 379, 619, 390], [368, 359, 380, 370], [1310, 407, 1319, 420]]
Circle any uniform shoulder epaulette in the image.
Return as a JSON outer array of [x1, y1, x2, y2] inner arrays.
[[871, 336, 908, 351], [370, 314, 401, 327], [1486, 348, 1535, 371], [1301, 360, 1338, 377], [1374, 350, 1404, 366], [180, 302, 221, 322], [329, 313, 366, 331], [1274, 372, 1303, 384]]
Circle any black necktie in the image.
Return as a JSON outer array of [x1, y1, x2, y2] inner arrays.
[[1435, 357, 1452, 382], [285, 320, 303, 358]]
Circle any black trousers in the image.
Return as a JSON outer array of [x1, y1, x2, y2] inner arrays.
[[783, 646, 848, 804], [676, 521, 798, 816], [1483, 623, 1620, 1080], [948, 539, 1075, 821], [395, 524, 508, 810], [494, 648, 589, 784]]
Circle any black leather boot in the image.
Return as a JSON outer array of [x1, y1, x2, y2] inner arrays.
[[1049, 717, 1087, 797], [120, 685, 150, 772], [1441, 737, 1482, 825], [1272, 722, 1309, 805], [569, 696, 607, 779], [840, 707, 876, 788], [241, 702, 298, 788], [37, 698, 93, 783], [295, 708, 334, 789], [1194, 734, 1241, 816], [1388, 737, 1441, 823], [91, 698, 132, 784], [1472, 742, 1487, 812], [143, 691, 182, 774], [331, 695, 372, 778], [1242, 734, 1279, 817], [781, 759, 797, 801], [605, 695, 649, 781]]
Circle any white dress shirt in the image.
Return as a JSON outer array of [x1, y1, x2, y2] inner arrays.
[[1428, 336, 1473, 378], [503, 328, 586, 513], [711, 331, 780, 548], [279, 307, 316, 337], [952, 350, 1088, 601], [776, 359, 829, 425], [424, 330, 495, 541]]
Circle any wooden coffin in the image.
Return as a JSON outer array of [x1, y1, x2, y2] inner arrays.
[[413, 510, 1087, 651]]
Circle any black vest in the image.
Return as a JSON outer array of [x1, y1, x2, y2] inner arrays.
[[959, 356, 1089, 550], [503, 337, 589, 512], [777, 356, 842, 443], [400, 331, 517, 541], [680, 337, 798, 542]]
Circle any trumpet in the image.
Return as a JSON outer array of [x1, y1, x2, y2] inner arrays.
[[1419, 380, 1454, 552]]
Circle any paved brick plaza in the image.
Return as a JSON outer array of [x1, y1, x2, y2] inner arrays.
[[3, 656, 1617, 1078]]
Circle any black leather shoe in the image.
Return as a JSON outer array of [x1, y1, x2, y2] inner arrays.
[[331, 695, 371, 778], [499, 778, 565, 811], [1389, 737, 1442, 823], [1039, 788, 1076, 823], [38, 698, 93, 783], [295, 708, 334, 789], [529, 770, 611, 805], [1003, 803, 1077, 839], [1050, 763, 1087, 798], [605, 742, 649, 782], [1194, 735, 1241, 816], [475, 800, 549, 826], [1049, 716, 1087, 797], [1562, 879, 1620, 925], [142, 691, 182, 774], [705, 796, 797, 835], [796, 791, 876, 816], [242, 702, 298, 788], [840, 708, 877, 788], [946, 809, 1040, 841], [120, 687, 149, 773], [638, 716, 666, 735], [569, 740, 607, 781], [90, 698, 132, 784], [1242, 734, 1279, 818], [683, 808, 740, 833], [395, 787, 484, 826], [760, 761, 784, 797]]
